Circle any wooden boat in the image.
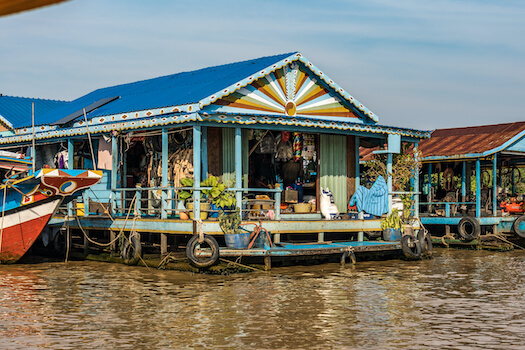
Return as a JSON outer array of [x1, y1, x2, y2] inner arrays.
[[0, 155, 102, 263]]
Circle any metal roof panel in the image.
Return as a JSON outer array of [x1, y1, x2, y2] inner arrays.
[[0, 95, 67, 129], [32, 52, 298, 127], [418, 121, 525, 160]]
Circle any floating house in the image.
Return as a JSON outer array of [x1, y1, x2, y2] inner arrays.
[[417, 122, 525, 240], [0, 52, 430, 267]]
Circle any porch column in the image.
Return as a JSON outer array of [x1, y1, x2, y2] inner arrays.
[[161, 128, 168, 220], [355, 136, 360, 190], [413, 142, 419, 218], [202, 127, 208, 181], [67, 139, 74, 169], [462, 161, 467, 201], [111, 133, 118, 215], [355, 136, 363, 241], [387, 153, 393, 213], [476, 158, 481, 218], [193, 126, 202, 220], [492, 154, 497, 217], [111, 133, 118, 189], [235, 127, 242, 209], [67, 138, 75, 217]]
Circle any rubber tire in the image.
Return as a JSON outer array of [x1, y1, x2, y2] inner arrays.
[[457, 217, 481, 241], [418, 230, 433, 257], [341, 250, 357, 265], [122, 234, 142, 265], [53, 229, 68, 255], [401, 234, 422, 260], [186, 234, 220, 268], [513, 216, 525, 238]]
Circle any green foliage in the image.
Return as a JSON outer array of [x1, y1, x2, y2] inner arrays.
[[363, 143, 421, 192], [381, 209, 403, 230], [219, 207, 242, 235], [179, 176, 236, 208]]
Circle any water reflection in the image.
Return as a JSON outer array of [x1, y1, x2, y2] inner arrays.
[[1, 249, 525, 349]]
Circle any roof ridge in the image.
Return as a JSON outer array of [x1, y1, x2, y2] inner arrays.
[[92, 52, 299, 95], [0, 94, 68, 103]]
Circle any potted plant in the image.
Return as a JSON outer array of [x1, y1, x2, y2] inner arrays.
[[380, 208, 403, 241], [219, 207, 250, 249], [178, 177, 210, 220], [200, 176, 236, 218]]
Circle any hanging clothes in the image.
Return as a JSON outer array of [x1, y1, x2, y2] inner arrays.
[[348, 175, 388, 217], [97, 136, 113, 170]]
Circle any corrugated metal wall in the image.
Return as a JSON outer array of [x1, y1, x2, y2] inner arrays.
[[320, 134, 347, 213], [222, 128, 249, 187], [222, 128, 235, 185]]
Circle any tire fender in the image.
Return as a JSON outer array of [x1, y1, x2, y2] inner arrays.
[[401, 234, 422, 260], [418, 230, 433, 257], [186, 234, 220, 268], [513, 216, 525, 238], [457, 217, 481, 241], [122, 234, 142, 265]]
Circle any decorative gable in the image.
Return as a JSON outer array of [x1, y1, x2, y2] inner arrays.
[[204, 63, 362, 121]]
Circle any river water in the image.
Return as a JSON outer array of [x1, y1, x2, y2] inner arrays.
[[1, 249, 525, 350]]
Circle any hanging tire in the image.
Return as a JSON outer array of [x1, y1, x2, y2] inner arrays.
[[53, 228, 69, 255], [341, 250, 356, 265], [457, 217, 481, 241], [121, 234, 142, 265], [401, 234, 422, 260], [513, 216, 525, 238], [418, 230, 433, 257], [186, 234, 220, 268]]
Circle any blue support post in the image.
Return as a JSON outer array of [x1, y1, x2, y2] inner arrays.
[[202, 127, 208, 181], [414, 142, 419, 218], [193, 126, 202, 221], [235, 127, 242, 209], [462, 161, 466, 200], [387, 153, 393, 213], [355, 136, 360, 190], [476, 158, 481, 218], [492, 154, 497, 217], [161, 128, 168, 219], [67, 138, 74, 216], [427, 163, 432, 197], [111, 133, 118, 215], [356, 136, 363, 241]]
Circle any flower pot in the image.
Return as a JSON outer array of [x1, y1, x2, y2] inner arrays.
[[187, 202, 210, 220], [383, 228, 402, 241], [224, 231, 251, 249]]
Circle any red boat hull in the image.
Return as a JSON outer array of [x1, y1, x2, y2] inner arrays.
[[0, 198, 62, 263]]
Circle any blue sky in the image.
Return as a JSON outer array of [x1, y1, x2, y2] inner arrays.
[[1, 0, 523, 130]]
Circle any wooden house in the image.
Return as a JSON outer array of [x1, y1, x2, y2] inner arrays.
[[0, 52, 430, 265]]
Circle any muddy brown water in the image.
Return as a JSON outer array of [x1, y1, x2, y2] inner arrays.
[[1, 249, 525, 349]]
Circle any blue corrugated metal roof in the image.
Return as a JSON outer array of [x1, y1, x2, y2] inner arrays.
[[0, 95, 67, 129], [33, 52, 298, 128]]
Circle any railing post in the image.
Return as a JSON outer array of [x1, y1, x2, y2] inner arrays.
[[161, 128, 168, 219], [193, 126, 202, 220], [275, 187, 281, 220], [135, 186, 142, 217]]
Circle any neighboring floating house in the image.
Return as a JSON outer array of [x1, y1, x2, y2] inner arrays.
[[0, 52, 431, 267], [417, 122, 525, 240]]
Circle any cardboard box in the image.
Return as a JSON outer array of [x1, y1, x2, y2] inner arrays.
[[283, 189, 298, 203]]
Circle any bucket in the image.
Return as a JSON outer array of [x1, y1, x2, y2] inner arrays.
[[76, 203, 85, 216], [383, 228, 402, 241], [224, 232, 251, 249]]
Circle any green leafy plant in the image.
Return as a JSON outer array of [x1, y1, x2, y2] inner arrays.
[[380, 209, 403, 231], [178, 177, 197, 201], [178, 176, 236, 208], [364, 143, 422, 220]]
